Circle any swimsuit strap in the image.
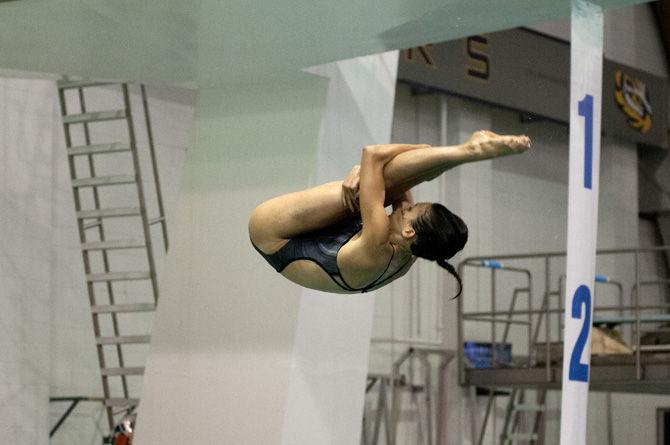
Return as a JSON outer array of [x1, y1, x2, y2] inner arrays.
[[361, 252, 413, 293], [337, 245, 405, 293]]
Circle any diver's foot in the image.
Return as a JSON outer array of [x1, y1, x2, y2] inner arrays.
[[465, 130, 531, 160]]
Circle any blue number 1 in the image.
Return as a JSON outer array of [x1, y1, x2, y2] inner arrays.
[[578, 94, 593, 190], [569, 285, 592, 382]]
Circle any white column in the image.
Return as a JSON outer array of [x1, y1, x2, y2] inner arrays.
[[0, 77, 59, 445], [559, 1, 603, 444], [136, 52, 398, 445], [134, 77, 329, 445], [282, 51, 399, 445]]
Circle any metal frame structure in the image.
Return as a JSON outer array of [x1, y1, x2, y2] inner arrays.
[[363, 348, 454, 445], [457, 245, 670, 443]]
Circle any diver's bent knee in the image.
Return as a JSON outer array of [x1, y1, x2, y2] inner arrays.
[[248, 205, 266, 243]]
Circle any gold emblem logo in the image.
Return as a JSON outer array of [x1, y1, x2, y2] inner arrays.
[[614, 70, 652, 133]]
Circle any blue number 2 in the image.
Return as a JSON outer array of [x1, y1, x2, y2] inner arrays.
[[578, 94, 593, 190], [569, 285, 592, 382]]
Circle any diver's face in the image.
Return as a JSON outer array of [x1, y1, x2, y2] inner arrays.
[[401, 202, 430, 224], [392, 202, 430, 237]]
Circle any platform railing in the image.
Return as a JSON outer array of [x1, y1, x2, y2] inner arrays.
[[457, 245, 670, 386]]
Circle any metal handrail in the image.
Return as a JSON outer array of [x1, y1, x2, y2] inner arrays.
[[459, 260, 532, 368], [464, 304, 670, 317], [140, 84, 169, 253], [549, 274, 624, 345], [462, 245, 670, 262], [457, 245, 670, 386], [388, 347, 453, 445]]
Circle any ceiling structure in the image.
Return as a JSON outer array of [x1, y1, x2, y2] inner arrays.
[[0, 0, 652, 87]]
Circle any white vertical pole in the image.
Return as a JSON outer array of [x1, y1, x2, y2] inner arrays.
[[560, 1, 603, 445]]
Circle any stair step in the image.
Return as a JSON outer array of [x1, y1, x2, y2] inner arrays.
[[82, 239, 145, 251], [86, 271, 151, 282], [68, 142, 132, 156], [148, 216, 166, 225], [101, 367, 144, 376], [76, 207, 141, 219], [91, 303, 156, 314], [514, 404, 545, 412], [96, 335, 151, 345], [104, 398, 140, 407], [58, 79, 114, 89], [504, 433, 538, 442], [72, 175, 136, 188], [63, 110, 126, 125]]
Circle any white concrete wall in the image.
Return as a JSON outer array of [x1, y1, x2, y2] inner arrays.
[[0, 77, 60, 445]]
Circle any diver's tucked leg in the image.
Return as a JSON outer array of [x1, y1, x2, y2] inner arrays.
[[249, 181, 350, 253], [382, 131, 530, 201], [249, 132, 530, 253]]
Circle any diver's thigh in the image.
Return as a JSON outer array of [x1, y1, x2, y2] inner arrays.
[[248, 181, 349, 251]]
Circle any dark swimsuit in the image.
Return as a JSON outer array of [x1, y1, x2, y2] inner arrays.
[[251, 217, 410, 293]]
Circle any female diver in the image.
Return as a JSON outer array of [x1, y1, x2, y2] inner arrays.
[[249, 130, 531, 296]]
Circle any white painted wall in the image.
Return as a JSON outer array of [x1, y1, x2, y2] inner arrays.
[[0, 77, 59, 445]]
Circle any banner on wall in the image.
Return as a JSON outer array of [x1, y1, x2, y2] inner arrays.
[[397, 27, 668, 148]]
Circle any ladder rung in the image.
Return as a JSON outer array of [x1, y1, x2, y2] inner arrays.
[[77, 207, 141, 219], [82, 239, 145, 251], [63, 110, 126, 125], [83, 220, 102, 230], [514, 404, 545, 412], [72, 175, 136, 188], [91, 303, 156, 314], [96, 335, 151, 345], [101, 367, 144, 376], [68, 143, 131, 156], [86, 271, 151, 282], [58, 80, 114, 89], [104, 398, 139, 407], [505, 433, 538, 441], [148, 216, 166, 225]]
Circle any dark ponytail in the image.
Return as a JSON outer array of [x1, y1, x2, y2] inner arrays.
[[410, 204, 468, 299], [436, 258, 463, 299]]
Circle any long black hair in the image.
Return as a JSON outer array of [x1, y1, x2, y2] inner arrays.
[[409, 203, 468, 298]]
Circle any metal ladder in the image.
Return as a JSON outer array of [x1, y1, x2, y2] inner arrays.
[[500, 388, 546, 444], [362, 374, 393, 445], [56, 79, 168, 431], [472, 262, 544, 445]]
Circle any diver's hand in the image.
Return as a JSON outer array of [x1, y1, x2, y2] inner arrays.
[[341, 164, 360, 213]]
